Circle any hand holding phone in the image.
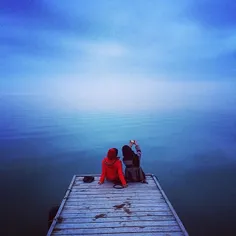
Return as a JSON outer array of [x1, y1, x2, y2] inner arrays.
[[130, 140, 135, 144]]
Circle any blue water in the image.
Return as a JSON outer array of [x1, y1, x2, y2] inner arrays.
[[1, 96, 236, 236]]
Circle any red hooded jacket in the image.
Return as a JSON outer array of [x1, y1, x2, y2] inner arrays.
[[99, 149, 126, 186]]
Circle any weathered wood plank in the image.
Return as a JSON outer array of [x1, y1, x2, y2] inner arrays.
[[73, 185, 157, 189], [63, 203, 168, 210], [71, 187, 158, 191], [67, 196, 164, 201], [59, 215, 176, 223], [67, 198, 164, 204], [70, 192, 158, 195], [64, 204, 169, 210], [65, 199, 166, 205], [51, 225, 181, 234], [53, 232, 184, 236], [69, 191, 162, 196], [68, 196, 162, 201], [72, 185, 156, 189], [75, 177, 155, 182], [75, 174, 154, 177], [61, 210, 172, 217], [72, 185, 157, 190], [60, 211, 173, 218], [67, 196, 166, 204], [63, 206, 169, 214], [55, 220, 178, 229], [68, 194, 161, 199], [74, 181, 153, 184], [69, 191, 159, 195], [68, 195, 162, 200], [69, 190, 160, 197], [73, 184, 156, 189], [75, 175, 153, 181], [74, 180, 155, 184], [73, 180, 154, 185]]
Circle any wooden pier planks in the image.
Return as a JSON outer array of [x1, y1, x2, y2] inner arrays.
[[47, 174, 188, 236]]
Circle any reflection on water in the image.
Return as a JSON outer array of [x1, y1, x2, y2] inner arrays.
[[1, 96, 236, 236]]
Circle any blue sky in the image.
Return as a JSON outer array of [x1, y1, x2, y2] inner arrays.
[[0, 0, 236, 111]]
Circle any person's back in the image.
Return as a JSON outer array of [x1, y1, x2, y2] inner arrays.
[[98, 148, 127, 187], [122, 140, 146, 183], [101, 156, 120, 180]]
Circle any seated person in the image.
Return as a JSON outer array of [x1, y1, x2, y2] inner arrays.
[[98, 148, 128, 188], [122, 140, 147, 183]]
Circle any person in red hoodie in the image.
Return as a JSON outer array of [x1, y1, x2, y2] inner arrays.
[[98, 148, 128, 188]]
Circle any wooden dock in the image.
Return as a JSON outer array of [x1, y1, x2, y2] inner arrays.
[[47, 174, 188, 236]]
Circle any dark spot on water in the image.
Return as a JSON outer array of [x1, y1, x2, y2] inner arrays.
[[94, 213, 107, 219], [139, 226, 145, 228]]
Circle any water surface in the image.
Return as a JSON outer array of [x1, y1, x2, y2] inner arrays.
[[1, 96, 236, 236]]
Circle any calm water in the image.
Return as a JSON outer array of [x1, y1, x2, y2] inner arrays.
[[1, 96, 236, 236]]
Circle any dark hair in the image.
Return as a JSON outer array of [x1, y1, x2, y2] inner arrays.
[[122, 145, 134, 159], [122, 145, 140, 167]]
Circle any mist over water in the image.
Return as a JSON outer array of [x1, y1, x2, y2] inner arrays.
[[1, 95, 236, 236]]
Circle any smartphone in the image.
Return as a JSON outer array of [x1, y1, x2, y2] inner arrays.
[[130, 140, 135, 144]]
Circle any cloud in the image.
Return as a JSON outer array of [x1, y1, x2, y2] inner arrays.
[[0, 0, 235, 98]]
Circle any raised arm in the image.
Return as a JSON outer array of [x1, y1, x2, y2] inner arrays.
[[130, 140, 142, 159], [134, 143, 142, 159]]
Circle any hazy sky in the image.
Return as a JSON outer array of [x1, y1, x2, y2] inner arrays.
[[1, 0, 236, 111]]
